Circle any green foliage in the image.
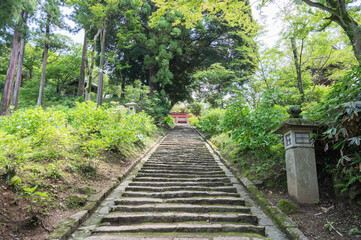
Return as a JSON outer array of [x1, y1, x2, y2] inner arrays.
[[324, 221, 335, 233], [197, 109, 225, 136], [192, 63, 240, 108], [223, 95, 287, 152], [278, 199, 298, 213], [310, 66, 361, 193], [196, 92, 288, 187], [0, 106, 67, 138], [189, 102, 203, 116], [20, 185, 50, 214], [188, 116, 199, 127], [123, 81, 171, 125], [0, 100, 157, 185], [10, 175, 22, 189], [163, 115, 175, 128]]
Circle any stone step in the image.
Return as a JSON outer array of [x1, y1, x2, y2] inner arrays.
[[128, 181, 233, 187], [122, 191, 239, 198], [138, 170, 225, 175], [146, 159, 216, 162], [136, 173, 227, 178], [92, 223, 265, 236], [84, 235, 267, 240], [147, 158, 216, 162], [145, 162, 219, 166], [132, 177, 231, 183], [139, 166, 220, 170], [114, 197, 245, 206], [141, 165, 221, 171], [124, 186, 237, 193], [144, 163, 220, 168], [163, 197, 245, 205], [102, 212, 258, 225], [110, 204, 251, 214]]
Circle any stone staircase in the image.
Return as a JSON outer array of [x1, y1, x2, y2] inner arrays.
[[73, 125, 275, 240]]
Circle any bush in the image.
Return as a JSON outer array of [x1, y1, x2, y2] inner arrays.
[[310, 66, 361, 194], [0, 101, 158, 181], [197, 108, 225, 136], [188, 116, 199, 127], [194, 92, 288, 188], [163, 115, 176, 128]]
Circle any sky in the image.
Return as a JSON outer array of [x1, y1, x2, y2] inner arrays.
[[58, 7, 85, 44], [251, 0, 285, 49]]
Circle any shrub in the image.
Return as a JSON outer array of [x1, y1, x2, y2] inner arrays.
[[188, 116, 199, 127], [197, 108, 225, 136], [163, 115, 176, 128], [310, 66, 361, 194], [0, 101, 158, 187], [0, 106, 67, 138]]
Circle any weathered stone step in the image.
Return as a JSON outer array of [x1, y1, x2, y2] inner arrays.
[[136, 173, 227, 178], [138, 170, 225, 175], [128, 181, 233, 187], [147, 158, 216, 162], [152, 155, 213, 158], [141, 165, 221, 171], [145, 158, 216, 161], [114, 197, 245, 206], [163, 197, 245, 205], [84, 235, 267, 240], [144, 163, 220, 168], [114, 198, 163, 205], [93, 223, 265, 236], [102, 212, 258, 225], [111, 204, 251, 214], [125, 186, 237, 193], [133, 177, 231, 183], [122, 191, 239, 198], [148, 161, 218, 167]]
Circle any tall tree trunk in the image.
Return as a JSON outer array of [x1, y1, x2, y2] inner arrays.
[[121, 76, 125, 99], [0, 21, 23, 115], [37, 16, 50, 106], [78, 32, 88, 97], [85, 30, 100, 102], [290, 37, 305, 103], [148, 67, 157, 93], [11, 36, 26, 110], [96, 27, 106, 107]]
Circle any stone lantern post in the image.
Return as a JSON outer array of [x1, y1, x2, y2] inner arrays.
[[273, 106, 319, 204], [125, 100, 138, 114]]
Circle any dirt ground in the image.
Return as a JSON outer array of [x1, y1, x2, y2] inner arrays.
[[262, 185, 361, 240], [0, 138, 160, 240]]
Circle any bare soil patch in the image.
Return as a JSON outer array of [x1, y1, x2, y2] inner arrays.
[[262, 185, 361, 240]]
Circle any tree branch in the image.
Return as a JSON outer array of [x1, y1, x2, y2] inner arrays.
[[301, 0, 337, 15]]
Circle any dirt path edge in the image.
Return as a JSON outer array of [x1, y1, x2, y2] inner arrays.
[[193, 126, 308, 240]]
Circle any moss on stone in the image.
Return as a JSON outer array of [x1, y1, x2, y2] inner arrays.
[[78, 186, 95, 195], [278, 199, 298, 213], [65, 195, 87, 209]]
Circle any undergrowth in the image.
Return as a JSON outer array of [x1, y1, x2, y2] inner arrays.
[[0, 101, 158, 214]]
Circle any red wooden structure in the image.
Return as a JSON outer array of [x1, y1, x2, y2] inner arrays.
[[170, 112, 194, 124]]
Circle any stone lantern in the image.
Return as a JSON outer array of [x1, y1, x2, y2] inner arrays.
[[125, 100, 138, 114], [273, 106, 319, 204]]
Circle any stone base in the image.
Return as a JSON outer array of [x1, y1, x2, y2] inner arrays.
[[285, 147, 319, 204]]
